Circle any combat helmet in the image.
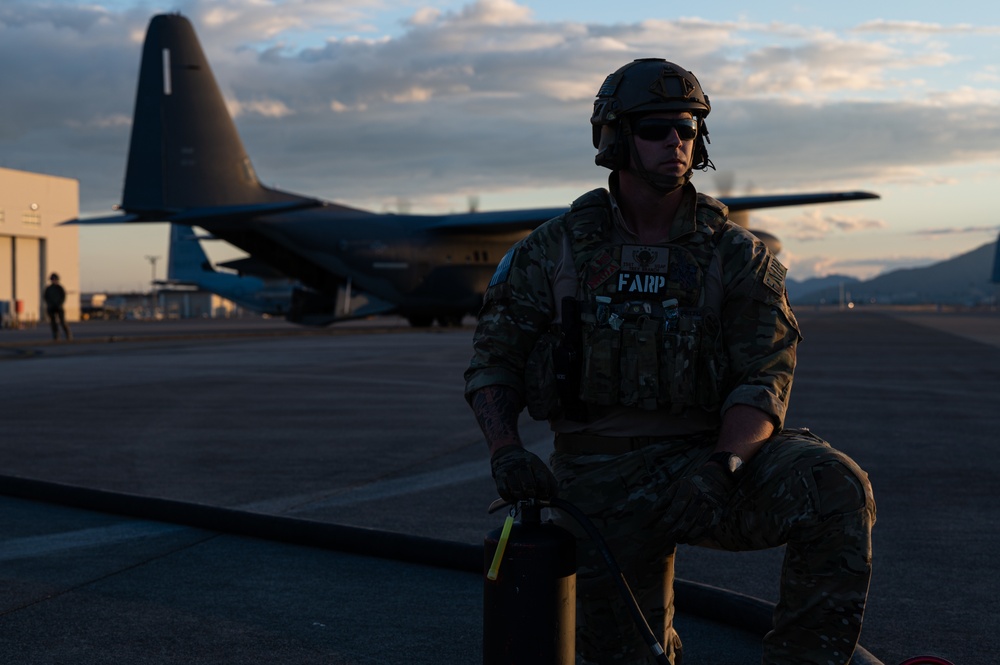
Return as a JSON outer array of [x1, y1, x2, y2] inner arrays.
[[591, 58, 713, 189]]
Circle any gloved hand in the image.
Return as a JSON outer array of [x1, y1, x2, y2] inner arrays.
[[659, 462, 735, 544], [490, 445, 559, 502]]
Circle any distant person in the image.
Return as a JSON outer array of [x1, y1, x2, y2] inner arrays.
[[465, 59, 875, 664], [44, 273, 72, 341]]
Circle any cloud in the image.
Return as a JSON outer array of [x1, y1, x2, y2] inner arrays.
[[787, 252, 943, 281], [227, 98, 296, 118], [2, 0, 1000, 221], [447, 0, 534, 26], [914, 225, 1000, 236], [756, 209, 887, 242], [853, 20, 1000, 35]]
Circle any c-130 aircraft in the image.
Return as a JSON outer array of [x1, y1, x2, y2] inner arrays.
[[74, 13, 878, 327]]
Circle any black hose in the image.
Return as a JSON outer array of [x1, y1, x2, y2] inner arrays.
[[545, 497, 672, 665]]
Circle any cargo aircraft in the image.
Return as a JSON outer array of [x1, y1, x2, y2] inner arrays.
[[72, 13, 879, 327]]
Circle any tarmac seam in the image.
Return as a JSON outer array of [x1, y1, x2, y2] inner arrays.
[[0, 528, 219, 619]]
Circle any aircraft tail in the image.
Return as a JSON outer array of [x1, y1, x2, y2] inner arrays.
[[993, 232, 1000, 283], [166, 224, 214, 283], [122, 14, 308, 214]]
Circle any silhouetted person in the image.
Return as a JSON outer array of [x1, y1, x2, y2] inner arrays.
[[44, 273, 72, 341]]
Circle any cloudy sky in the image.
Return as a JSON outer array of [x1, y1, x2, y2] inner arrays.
[[3, 0, 999, 291]]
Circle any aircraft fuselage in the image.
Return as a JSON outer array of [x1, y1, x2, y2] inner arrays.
[[206, 208, 535, 322]]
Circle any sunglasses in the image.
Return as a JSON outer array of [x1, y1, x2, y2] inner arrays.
[[632, 118, 698, 142]]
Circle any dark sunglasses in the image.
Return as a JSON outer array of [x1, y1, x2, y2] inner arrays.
[[632, 117, 698, 142]]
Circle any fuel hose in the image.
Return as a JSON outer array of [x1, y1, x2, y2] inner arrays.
[[544, 497, 672, 665]]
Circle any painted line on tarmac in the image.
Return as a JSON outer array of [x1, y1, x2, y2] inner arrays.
[[0, 522, 189, 562], [238, 439, 550, 515]]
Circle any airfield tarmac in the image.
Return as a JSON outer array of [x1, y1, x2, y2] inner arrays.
[[1, 310, 997, 664]]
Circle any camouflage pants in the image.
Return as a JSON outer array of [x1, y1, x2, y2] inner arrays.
[[549, 428, 875, 665]]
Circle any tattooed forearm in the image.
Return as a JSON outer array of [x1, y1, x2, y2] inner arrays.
[[470, 385, 525, 454]]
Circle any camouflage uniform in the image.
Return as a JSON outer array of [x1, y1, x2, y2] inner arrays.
[[466, 182, 875, 665]]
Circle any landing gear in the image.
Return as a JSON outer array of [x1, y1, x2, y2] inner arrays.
[[436, 312, 466, 327]]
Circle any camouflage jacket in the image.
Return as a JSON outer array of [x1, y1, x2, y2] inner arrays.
[[465, 184, 801, 433]]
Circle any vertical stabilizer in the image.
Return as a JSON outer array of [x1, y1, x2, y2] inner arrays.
[[123, 14, 302, 212], [992, 233, 1000, 283], [166, 224, 214, 282]]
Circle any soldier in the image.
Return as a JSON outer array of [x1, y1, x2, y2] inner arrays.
[[465, 59, 875, 665], [44, 272, 72, 341]]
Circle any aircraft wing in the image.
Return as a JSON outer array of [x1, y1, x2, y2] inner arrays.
[[419, 191, 879, 234], [422, 207, 570, 234], [723, 191, 880, 212]]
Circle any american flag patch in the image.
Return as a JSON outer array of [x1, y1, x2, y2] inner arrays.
[[489, 247, 516, 287]]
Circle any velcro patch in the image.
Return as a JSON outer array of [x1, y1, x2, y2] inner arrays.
[[586, 250, 620, 290], [762, 255, 787, 296], [621, 245, 669, 273], [489, 247, 516, 287]]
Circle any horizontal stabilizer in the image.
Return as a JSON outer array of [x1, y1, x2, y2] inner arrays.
[[217, 257, 290, 279], [62, 199, 325, 227], [63, 213, 141, 226]]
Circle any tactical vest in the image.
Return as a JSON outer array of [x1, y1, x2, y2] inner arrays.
[[524, 188, 730, 421]]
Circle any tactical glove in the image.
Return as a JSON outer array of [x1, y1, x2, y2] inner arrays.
[[490, 445, 559, 502], [659, 462, 735, 544]]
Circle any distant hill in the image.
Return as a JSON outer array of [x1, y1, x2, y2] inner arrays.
[[786, 274, 859, 302], [789, 240, 999, 306]]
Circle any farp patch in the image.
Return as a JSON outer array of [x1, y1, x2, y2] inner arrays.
[[762, 255, 787, 296]]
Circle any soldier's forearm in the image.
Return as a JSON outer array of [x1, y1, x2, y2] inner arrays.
[[716, 404, 775, 463], [470, 385, 525, 456]]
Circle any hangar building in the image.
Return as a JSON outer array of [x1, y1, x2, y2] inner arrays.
[[0, 166, 80, 327]]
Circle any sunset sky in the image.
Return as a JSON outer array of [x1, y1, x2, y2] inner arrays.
[[3, 0, 999, 291]]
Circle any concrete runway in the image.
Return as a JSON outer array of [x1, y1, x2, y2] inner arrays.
[[1, 310, 997, 664]]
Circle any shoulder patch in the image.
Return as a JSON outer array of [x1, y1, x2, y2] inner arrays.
[[762, 254, 787, 296], [489, 246, 517, 288]]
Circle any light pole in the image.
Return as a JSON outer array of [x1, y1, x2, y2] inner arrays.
[[146, 255, 160, 318]]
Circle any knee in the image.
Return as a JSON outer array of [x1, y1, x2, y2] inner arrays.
[[804, 455, 875, 573], [811, 456, 874, 520]]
